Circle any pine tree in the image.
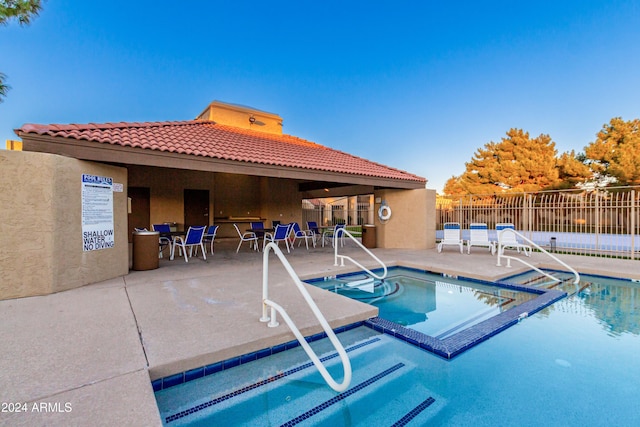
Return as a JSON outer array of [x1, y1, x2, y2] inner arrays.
[[584, 118, 640, 186]]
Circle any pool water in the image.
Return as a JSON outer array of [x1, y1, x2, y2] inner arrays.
[[308, 268, 537, 339], [154, 272, 640, 426]]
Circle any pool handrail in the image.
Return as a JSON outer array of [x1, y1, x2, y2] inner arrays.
[[334, 228, 388, 280], [260, 242, 352, 392], [497, 228, 580, 285]]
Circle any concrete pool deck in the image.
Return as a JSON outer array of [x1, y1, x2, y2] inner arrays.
[[2, 240, 639, 426]]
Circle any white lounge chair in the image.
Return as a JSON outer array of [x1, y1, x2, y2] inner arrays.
[[437, 222, 463, 253], [496, 223, 531, 256], [467, 223, 496, 255]]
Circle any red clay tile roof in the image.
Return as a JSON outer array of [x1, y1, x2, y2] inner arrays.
[[16, 120, 426, 183]]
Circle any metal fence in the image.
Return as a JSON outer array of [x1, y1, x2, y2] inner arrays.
[[436, 187, 640, 259], [302, 206, 371, 227]]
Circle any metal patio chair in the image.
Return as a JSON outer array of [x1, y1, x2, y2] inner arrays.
[[291, 222, 315, 250], [263, 223, 294, 253], [234, 223, 259, 253], [171, 226, 207, 262], [203, 225, 218, 255]]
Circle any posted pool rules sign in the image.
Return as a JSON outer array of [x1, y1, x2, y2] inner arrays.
[[81, 174, 114, 251]]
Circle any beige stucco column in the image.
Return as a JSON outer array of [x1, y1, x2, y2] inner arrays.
[[373, 188, 436, 249], [0, 151, 128, 300]]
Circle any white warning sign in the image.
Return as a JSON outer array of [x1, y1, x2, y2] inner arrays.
[[81, 174, 114, 251]]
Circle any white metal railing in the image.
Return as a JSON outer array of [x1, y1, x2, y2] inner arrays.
[[260, 242, 352, 392], [334, 228, 387, 280], [497, 228, 580, 285]]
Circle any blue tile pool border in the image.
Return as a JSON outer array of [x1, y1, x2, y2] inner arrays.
[[308, 265, 567, 360], [152, 321, 364, 392]]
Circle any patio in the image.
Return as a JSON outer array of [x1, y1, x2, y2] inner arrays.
[[1, 239, 638, 426]]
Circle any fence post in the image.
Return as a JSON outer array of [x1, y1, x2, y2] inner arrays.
[[632, 189, 636, 260], [595, 190, 600, 252]]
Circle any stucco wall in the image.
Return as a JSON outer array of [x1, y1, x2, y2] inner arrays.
[[373, 188, 436, 249], [259, 177, 304, 226], [0, 151, 128, 300], [128, 165, 217, 229]]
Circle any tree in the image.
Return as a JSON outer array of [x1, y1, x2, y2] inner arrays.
[[0, 0, 44, 102], [444, 128, 591, 196], [555, 150, 593, 189], [0, 72, 9, 103], [584, 117, 640, 186]]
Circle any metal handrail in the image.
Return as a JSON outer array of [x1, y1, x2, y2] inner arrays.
[[260, 242, 352, 392], [333, 228, 387, 280], [497, 228, 580, 285]]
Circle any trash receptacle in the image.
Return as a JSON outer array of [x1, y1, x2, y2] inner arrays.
[[362, 224, 376, 248], [132, 231, 159, 271]]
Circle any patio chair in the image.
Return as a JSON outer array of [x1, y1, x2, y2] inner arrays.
[[171, 226, 207, 262], [291, 222, 315, 250], [151, 224, 172, 258], [306, 221, 322, 245], [250, 221, 266, 239], [437, 222, 463, 253], [467, 223, 496, 255], [263, 223, 293, 253], [234, 223, 259, 253], [496, 223, 531, 256], [323, 223, 346, 248], [203, 225, 218, 254]]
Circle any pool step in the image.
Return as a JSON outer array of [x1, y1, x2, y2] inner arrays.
[[517, 272, 584, 297], [159, 336, 444, 426], [345, 277, 375, 292]]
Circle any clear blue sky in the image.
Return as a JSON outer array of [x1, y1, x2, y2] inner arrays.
[[2, 0, 639, 192]]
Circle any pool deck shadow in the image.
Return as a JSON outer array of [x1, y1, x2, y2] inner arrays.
[[1, 240, 639, 426]]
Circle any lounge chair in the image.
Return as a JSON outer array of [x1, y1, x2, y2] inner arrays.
[[496, 223, 531, 256], [467, 223, 496, 255], [171, 226, 207, 262], [263, 223, 293, 252], [234, 223, 259, 253], [437, 222, 463, 253]]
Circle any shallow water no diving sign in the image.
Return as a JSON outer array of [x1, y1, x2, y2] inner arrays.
[[81, 174, 114, 251]]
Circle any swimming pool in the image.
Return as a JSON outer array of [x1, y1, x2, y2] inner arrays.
[[154, 271, 640, 426], [306, 267, 564, 358], [308, 267, 540, 337]]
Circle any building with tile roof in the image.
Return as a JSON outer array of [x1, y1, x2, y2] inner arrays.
[[2, 101, 435, 300], [16, 101, 427, 190]]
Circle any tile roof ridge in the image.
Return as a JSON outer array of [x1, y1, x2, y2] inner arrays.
[[17, 120, 204, 134]]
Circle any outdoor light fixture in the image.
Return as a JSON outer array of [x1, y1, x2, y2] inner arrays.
[[249, 115, 256, 124]]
